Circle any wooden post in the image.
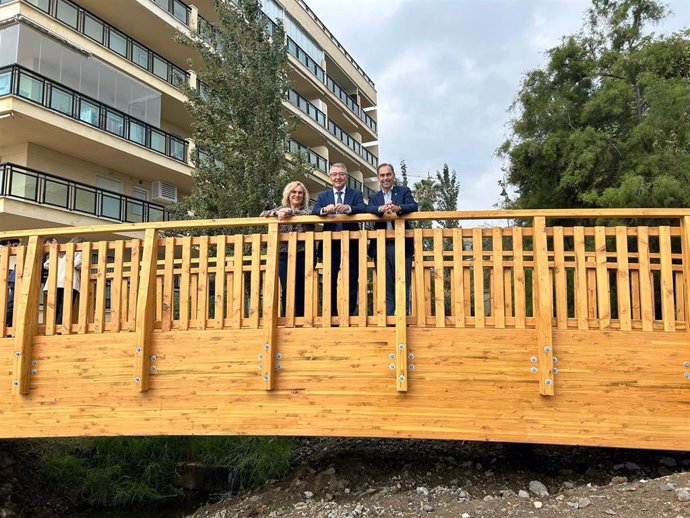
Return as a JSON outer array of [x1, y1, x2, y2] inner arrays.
[[11, 236, 42, 395], [394, 219, 408, 392], [133, 229, 159, 392], [261, 222, 280, 390], [532, 217, 555, 396]]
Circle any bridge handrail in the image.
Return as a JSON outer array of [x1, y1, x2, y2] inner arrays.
[[1, 208, 690, 239]]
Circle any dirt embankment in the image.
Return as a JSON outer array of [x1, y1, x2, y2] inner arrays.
[[194, 439, 690, 518]]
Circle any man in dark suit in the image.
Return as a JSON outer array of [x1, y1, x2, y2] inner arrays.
[[367, 163, 419, 316], [313, 163, 366, 316]]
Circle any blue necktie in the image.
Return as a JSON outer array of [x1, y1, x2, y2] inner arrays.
[[335, 191, 343, 231]]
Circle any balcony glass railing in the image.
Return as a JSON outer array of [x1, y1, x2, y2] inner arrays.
[[22, 0, 189, 89], [326, 76, 359, 116], [287, 139, 327, 174], [287, 37, 325, 83], [363, 183, 376, 199], [0, 65, 189, 163], [0, 163, 168, 223], [327, 119, 360, 155], [150, 0, 190, 25], [360, 147, 378, 168], [287, 89, 326, 127], [347, 174, 362, 192]]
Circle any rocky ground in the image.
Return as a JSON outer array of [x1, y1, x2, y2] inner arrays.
[[193, 438, 690, 518]]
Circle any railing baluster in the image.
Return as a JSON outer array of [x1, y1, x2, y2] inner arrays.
[[127, 240, 140, 331], [179, 236, 191, 330], [94, 242, 107, 334], [357, 230, 368, 327], [321, 232, 332, 328], [512, 227, 526, 329], [413, 229, 425, 326], [573, 227, 588, 330], [452, 228, 465, 328], [433, 230, 445, 328], [110, 240, 124, 333], [659, 226, 675, 332], [637, 227, 654, 331], [231, 235, 243, 329], [472, 228, 485, 328], [615, 227, 632, 331], [552, 227, 567, 329], [197, 236, 209, 330], [248, 234, 260, 329], [681, 217, 690, 327], [214, 236, 226, 329], [595, 227, 611, 329], [61, 242, 76, 335], [0, 246, 9, 337], [44, 243, 58, 336], [375, 229, 386, 327], [304, 232, 315, 327], [77, 242, 91, 334], [161, 237, 175, 332], [492, 227, 505, 329]]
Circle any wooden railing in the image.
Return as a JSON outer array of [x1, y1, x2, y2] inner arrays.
[[1, 210, 689, 448]]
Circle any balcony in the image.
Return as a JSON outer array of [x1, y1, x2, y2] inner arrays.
[[287, 89, 326, 127], [0, 65, 189, 164], [0, 162, 168, 223], [19, 0, 189, 90], [287, 37, 325, 83], [149, 0, 190, 25], [287, 138, 327, 174]]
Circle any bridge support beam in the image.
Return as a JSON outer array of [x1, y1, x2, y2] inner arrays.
[[533, 217, 555, 396], [394, 219, 408, 392], [261, 222, 280, 390], [11, 236, 42, 396], [134, 228, 159, 392]]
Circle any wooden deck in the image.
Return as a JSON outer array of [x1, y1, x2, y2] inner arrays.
[[0, 210, 689, 450]]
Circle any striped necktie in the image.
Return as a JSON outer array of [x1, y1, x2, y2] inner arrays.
[[335, 191, 343, 231]]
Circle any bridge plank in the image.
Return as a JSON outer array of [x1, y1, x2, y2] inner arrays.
[[659, 226, 675, 332], [533, 217, 555, 396], [615, 227, 632, 331]]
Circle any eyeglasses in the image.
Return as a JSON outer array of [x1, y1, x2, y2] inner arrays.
[[329, 172, 347, 177]]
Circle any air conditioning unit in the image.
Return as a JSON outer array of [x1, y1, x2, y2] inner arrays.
[[151, 181, 178, 204]]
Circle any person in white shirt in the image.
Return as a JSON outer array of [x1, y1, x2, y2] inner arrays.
[[43, 236, 84, 326]]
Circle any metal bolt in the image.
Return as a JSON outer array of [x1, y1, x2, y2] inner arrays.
[[408, 364, 415, 371], [31, 369, 37, 375], [135, 347, 142, 353], [150, 366, 157, 373], [12, 380, 18, 386], [684, 372, 690, 380], [408, 353, 415, 360], [14, 351, 20, 357], [398, 343, 405, 350], [31, 359, 37, 366], [389, 353, 396, 360], [258, 354, 263, 360], [553, 357, 558, 364], [389, 363, 395, 370], [263, 343, 270, 351], [530, 367, 537, 374], [276, 364, 283, 370], [258, 364, 263, 370], [553, 368, 559, 375], [262, 374, 269, 381], [530, 356, 537, 363], [544, 346, 551, 353], [134, 376, 141, 383], [545, 378, 553, 385], [150, 355, 157, 362], [399, 375, 405, 382], [684, 361, 690, 369], [276, 353, 283, 360]]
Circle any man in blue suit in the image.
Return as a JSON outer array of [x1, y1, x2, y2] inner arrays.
[[367, 163, 418, 316], [313, 163, 366, 316]]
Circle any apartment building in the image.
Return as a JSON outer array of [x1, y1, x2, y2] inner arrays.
[[0, 0, 379, 231]]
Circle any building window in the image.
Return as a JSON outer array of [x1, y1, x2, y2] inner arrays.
[[132, 43, 149, 70], [83, 14, 104, 44], [56, 0, 79, 30], [0, 70, 11, 96], [172, 0, 188, 23], [26, 0, 50, 13], [107, 29, 128, 58], [49, 86, 73, 115], [79, 99, 99, 126], [18, 73, 43, 103]]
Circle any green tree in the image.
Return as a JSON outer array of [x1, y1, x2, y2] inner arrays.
[[399, 159, 409, 187], [172, 0, 294, 221], [499, 0, 690, 210], [412, 177, 439, 229], [435, 163, 460, 228]]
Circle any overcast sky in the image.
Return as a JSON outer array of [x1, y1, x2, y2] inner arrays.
[[310, 0, 690, 210]]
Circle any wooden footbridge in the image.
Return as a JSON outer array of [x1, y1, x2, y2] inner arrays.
[[1, 210, 689, 450]]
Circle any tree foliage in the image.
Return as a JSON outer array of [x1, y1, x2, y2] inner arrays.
[[171, 0, 296, 221], [435, 163, 460, 228], [499, 0, 690, 209]]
